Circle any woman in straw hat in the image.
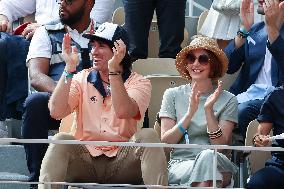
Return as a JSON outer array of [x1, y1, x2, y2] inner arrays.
[[159, 35, 238, 187]]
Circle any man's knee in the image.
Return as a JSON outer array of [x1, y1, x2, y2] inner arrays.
[[246, 166, 282, 189], [238, 100, 262, 118], [46, 133, 76, 156], [133, 128, 160, 143], [238, 103, 251, 118], [52, 132, 75, 141], [247, 174, 267, 189], [238, 101, 261, 137], [24, 92, 50, 110]]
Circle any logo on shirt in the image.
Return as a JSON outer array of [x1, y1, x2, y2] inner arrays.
[[90, 96, 97, 103]]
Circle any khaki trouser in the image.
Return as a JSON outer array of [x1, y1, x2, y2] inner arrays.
[[38, 128, 168, 189]]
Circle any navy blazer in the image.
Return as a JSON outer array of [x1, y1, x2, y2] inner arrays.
[[225, 22, 284, 95]]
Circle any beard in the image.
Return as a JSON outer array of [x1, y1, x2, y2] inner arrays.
[[59, 7, 85, 26]]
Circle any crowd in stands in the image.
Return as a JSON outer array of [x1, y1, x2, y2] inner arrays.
[[0, 0, 284, 188], [225, 0, 284, 141]]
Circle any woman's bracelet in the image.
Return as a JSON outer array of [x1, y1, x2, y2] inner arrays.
[[177, 122, 186, 134], [177, 122, 189, 144], [209, 131, 223, 139], [207, 126, 223, 139], [207, 126, 221, 135]]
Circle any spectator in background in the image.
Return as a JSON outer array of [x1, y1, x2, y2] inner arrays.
[[0, 0, 115, 133], [22, 0, 95, 184], [247, 86, 284, 189], [199, 0, 241, 50], [38, 22, 167, 189], [0, 0, 115, 36], [224, 0, 284, 139], [160, 36, 238, 187], [122, 0, 186, 59]]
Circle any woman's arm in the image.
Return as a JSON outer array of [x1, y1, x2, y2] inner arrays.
[[205, 109, 235, 146], [161, 117, 179, 144], [161, 116, 193, 155], [204, 82, 236, 146], [161, 111, 194, 144], [161, 83, 200, 144]]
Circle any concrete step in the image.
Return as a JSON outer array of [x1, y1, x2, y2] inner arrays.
[[0, 144, 29, 189], [0, 183, 29, 189], [0, 172, 29, 189], [0, 145, 29, 175], [0, 172, 29, 181]]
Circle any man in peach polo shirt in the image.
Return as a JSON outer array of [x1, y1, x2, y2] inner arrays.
[[38, 22, 168, 189]]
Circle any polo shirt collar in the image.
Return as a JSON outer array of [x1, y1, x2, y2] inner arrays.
[[87, 69, 131, 98]]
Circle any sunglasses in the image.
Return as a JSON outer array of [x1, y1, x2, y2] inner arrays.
[[186, 53, 210, 65], [56, 0, 73, 6]]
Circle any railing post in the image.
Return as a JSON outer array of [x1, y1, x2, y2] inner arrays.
[[213, 149, 217, 188], [188, 0, 193, 17]]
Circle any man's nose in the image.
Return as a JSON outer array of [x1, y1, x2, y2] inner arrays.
[[91, 46, 99, 55]]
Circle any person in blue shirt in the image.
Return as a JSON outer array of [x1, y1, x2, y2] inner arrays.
[[224, 0, 284, 139], [247, 86, 284, 189]]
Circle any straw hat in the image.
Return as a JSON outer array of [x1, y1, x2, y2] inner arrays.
[[175, 35, 228, 81]]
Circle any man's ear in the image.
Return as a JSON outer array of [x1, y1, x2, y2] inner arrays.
[[87, 0, 95, 11], [90, 0, 95, 6]]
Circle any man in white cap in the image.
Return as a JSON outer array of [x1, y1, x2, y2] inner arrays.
[[39, 22, 168, 189], [22, 0, 96, 185], [0, 0, 115, 129]]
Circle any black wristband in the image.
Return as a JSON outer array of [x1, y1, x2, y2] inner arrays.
[[109, 71, 121, 76]]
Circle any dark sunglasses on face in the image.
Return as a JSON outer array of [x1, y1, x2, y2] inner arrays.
[[186, 53, 210, 65], [56, 0, 73, 5]]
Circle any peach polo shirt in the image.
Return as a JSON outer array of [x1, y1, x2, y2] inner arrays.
[[68, 69, 151, 157]]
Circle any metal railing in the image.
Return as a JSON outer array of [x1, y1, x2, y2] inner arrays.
[[1, 137, 283, 188]]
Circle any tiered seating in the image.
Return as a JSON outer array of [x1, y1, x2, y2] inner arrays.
[[111, 7, 125, 26], [196, 10, 209, 35], [0, 145, 29, 189], [132, 58, 187, 128]]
